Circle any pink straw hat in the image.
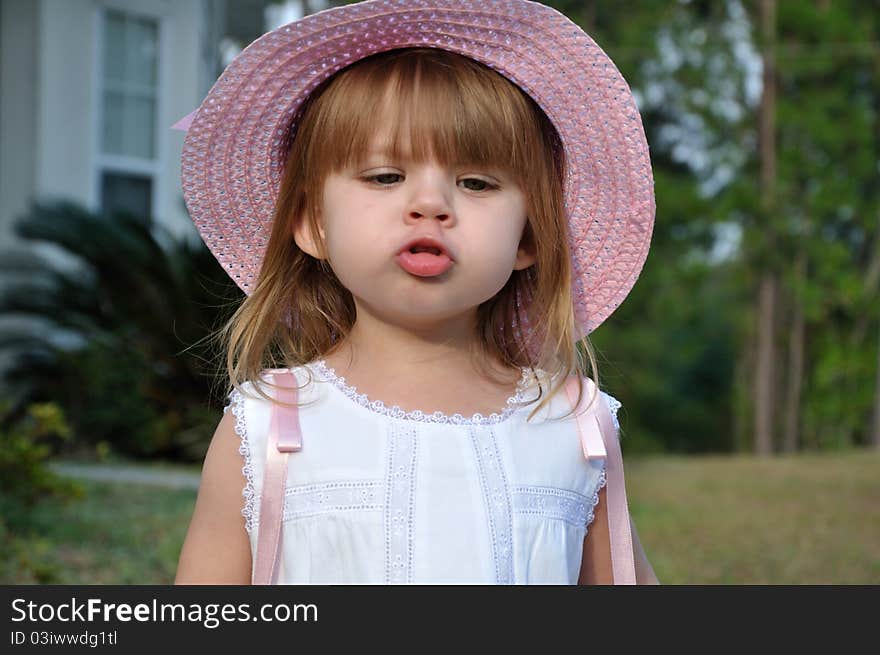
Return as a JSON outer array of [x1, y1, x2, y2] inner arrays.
[[175, 0, 655, 343]]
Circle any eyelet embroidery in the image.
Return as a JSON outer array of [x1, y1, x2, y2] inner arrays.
[[384, 421, 418, 583], [512, 471, 607, 530], [277, 480, 383, 523], [468, 425, 515, 584], [226, 389, 258, 534], [310, 359, 536, 425]]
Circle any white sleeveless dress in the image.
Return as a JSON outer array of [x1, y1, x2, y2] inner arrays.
[[224, 360, 621, 585]]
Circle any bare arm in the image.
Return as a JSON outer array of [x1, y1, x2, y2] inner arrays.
[[175, 410, 252, 584], [578, 486, 660, 585]]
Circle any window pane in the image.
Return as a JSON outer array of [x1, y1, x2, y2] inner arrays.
[[100, 10, 158, 159], [101, 90, 125, 155], [103, 11, 126, 84], [128, 16, 158, 88], [101, 172, 152, 223], [125, 95, 156, 159]]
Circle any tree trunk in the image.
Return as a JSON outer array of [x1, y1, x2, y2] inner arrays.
[[863, 36, 880, 449], [755, 273, 777, 455], [754, 0, 778, 456], [783, 251, 806, 453]]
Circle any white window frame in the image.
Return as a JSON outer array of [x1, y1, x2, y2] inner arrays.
[[91, 3, 168, 221]]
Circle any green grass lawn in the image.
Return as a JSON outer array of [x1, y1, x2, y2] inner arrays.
[[626, 449, 880, 584], [4, 481, 197, 584], [4, 449, 878, 584]]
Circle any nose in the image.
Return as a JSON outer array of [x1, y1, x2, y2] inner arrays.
[[404, 167, 455, 226]]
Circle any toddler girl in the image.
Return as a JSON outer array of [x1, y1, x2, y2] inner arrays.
[[174, 0, 658, 585]]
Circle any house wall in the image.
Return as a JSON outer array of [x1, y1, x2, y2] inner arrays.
[[0, 0, 213, 246], [0, 0, 221, 387], [0, 0, 40, 245]]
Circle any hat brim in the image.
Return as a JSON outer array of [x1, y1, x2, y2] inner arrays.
[[180, 0, 655, 341]]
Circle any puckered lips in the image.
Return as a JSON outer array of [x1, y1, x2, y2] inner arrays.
[[396, 235, 454, 277]]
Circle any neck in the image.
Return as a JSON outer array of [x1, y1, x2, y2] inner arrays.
[[319, 301, 524, 411]]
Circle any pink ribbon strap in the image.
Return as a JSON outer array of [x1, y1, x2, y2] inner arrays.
[[564, 376, 637, 585], [252, 371, 302, 585]]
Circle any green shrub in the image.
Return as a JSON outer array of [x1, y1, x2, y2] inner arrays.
[[0, 401, 84, 582], [0, 201, 242, 462], [0, 401, 83, 531]]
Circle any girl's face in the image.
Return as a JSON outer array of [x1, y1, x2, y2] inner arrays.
[[294, 135, 535, 331]]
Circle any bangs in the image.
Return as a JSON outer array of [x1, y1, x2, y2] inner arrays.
[[297, 48, 553, 183]]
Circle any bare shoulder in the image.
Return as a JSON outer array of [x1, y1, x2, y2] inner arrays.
[[175, 410, 252, 584]]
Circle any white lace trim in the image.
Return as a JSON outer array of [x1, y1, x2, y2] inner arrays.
[[601, 391, 622, 432], [309, 359, 536, 426], [226, 389, 257, 533], [585, 464, 608, 534]]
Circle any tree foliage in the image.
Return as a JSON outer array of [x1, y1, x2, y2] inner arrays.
[[550, 0, 879, 453]]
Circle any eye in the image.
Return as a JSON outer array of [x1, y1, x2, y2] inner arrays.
[[363, 173, 403, 186], [460, 178, 497, 192]]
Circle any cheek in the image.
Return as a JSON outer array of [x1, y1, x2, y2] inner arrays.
[[324, 220, 390, 276], [464, 229, 524, 288], [325, 230, 361, 266], [471, 211, 528, 261], [327, 200, 403, 264]]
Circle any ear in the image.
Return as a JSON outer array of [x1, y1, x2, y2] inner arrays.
[[292, 212, 326, 260], [513, 220, 537, 271]]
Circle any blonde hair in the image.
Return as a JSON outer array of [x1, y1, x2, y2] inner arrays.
[[216, 47, 601, 421]]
